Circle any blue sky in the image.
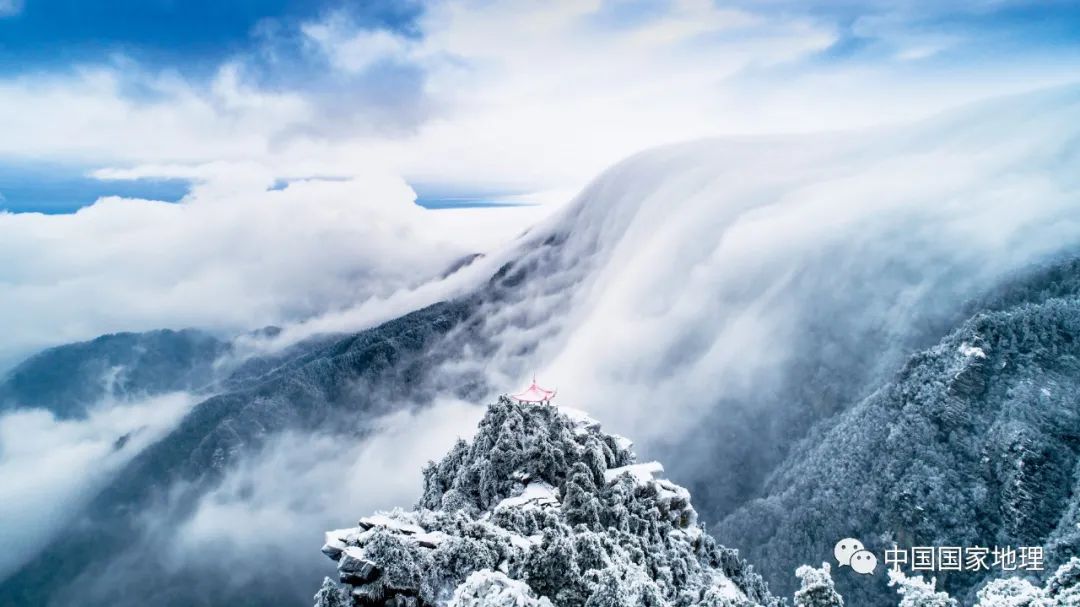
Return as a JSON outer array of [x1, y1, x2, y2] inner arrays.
[[0, 0, 1079, 213], [3, 1, 1077, 73], [0, 160, 189, 213], [0, 162, 527, 213], [0, 1, 420, 73]]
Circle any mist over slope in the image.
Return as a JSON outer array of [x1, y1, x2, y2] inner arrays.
[[0, 172, 546, 371], [0, 298, 484, 606], [0, 390, 197, 582], [2, 86, 1080, 605], [717, 256, 1080, 605], [465, 85, 1080, 518], [0, 329, 228, 419]]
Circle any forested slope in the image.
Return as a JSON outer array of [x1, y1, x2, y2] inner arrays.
[[718, 258, 1080, 604]]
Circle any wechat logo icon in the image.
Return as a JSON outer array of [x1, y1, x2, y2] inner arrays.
[[835, 538, 877, 575]]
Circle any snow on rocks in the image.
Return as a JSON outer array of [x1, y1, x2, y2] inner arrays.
[[322, 516, 434, 561], [322, 513, 444, 561], [604, 461, 663, 484], [494, 481, 559, 511], [448, 570, 553, 607], [338, 547, 379, 585], [959, 341, 988, 359], [710, 573, 749, 603], [611, 434, 633, 451], [358, 514, 425, 535], [557, 406, 600, 431], [412, 531, 448, 549], [504, 532, 542, 551]]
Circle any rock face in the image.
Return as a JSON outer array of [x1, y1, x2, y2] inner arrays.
[[315, 398, 779, 607]]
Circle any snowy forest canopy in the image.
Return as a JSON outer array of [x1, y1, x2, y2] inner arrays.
[[313, 399, 1080, 607]]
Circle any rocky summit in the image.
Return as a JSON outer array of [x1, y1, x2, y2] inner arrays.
[[314, 397, 779, 607]]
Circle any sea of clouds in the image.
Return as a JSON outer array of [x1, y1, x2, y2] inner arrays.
[[1, 86, 1079, 605], [0, 169, 549, 370], [0, 391, 196, 580], [3, 1, 1080, 603], [43, 85, 1079, 605]]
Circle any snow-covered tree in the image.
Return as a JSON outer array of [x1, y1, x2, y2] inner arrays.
[[879, 556, 1080, 607], [449, 570, 553, 607], [888, 569, 957, 607], [1044, 557, 1080, 603], [349, 529, 424, 604], [583, 569, 632, 607], [716, 260, 1080, 604], [524, 527, 585, 603], [793, 563, 843, 607], [563, 462, 602, 529], [313, 577, 350, 607], [973, 577, 1042, 607], [315, 397, 782, 607]]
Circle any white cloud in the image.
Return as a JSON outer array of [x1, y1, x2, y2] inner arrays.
[[851, 13, 962, 61], [0, 0, 1075, 395], [440, 85, 1080, 457], [1, 0, 1070, 202], [0, 65, 309, 164], [115, 399, 486, 597], [0, 1, 837, 363], [302, 16, 414, 74], [0, 169, 546, 367], [179, 399, 481, 548], [385, 0, 839, 190], [0, 391, 197, 579]]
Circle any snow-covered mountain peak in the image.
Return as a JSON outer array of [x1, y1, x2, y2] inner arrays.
[[315, 396, 779, 607]]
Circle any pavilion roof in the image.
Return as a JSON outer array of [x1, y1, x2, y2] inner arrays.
[[511, 378, 556, 403]]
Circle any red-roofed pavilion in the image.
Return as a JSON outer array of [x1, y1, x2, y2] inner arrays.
[[511, 376, 556, 404]]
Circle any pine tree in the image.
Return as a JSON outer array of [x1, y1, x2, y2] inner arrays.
[[525, 528, 581, 600], [583, 569, 631, 607], [1045, 557, 1080, 600], [564, 462, 602, 529], [449, 570, 554, 607], [973, 577, 1042, 607], [888, 570, 957, 607], [313, 577, 349, 607], [793, 563, 843, 607]]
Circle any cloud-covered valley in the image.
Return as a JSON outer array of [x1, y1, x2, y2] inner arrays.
[[0, 391, 196, 579], [2, 84, 1074, 606], [3, 2, 1080, 606]]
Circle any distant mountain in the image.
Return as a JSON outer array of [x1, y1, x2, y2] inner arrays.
[[0, 299, 479, 607], [0, 329, 229, 419]]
